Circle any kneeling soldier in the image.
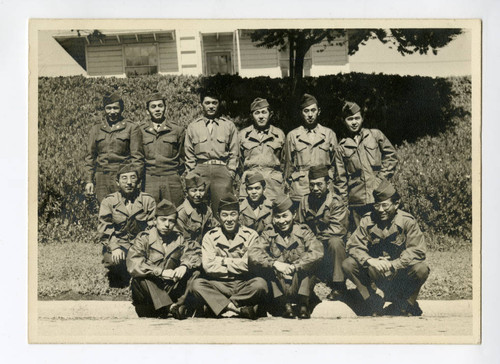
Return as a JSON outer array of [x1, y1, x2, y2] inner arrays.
[[99, 163, 156, 288], [238, 172, 273, 234], [127, 200, 201, 319], [190, 193, 268, 319], [342, 180, 430, 316], [298, 165, 348, 301], [249, 194, 324, 319]]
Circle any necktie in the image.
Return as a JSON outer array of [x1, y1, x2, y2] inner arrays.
[[206, 120, 214, 135]]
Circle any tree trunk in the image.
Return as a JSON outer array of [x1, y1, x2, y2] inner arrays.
[[288, 34, 295, 78], [292, 44, 308, 96]]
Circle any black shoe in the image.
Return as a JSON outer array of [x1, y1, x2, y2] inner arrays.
[[282, 303, 295, 319], [365, 294, 385, 317], [401, 301, 423, 317], [239, 306, 258, 320], [327, 289, 346, 301], [170, 304, 188, 320], [298, 305, 310, 319]]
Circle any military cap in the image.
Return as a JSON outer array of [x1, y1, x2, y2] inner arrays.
[[373, 179, 397, 202], [300, 93, 318, 109], [245, 171, 265, 186], [250, 97, 270, 112], [116, 162, 139, 179], [272, 193, 293, 214], [185, 171, 206, 189], [219, 193, 239, 212], [342, 101, 361, 118], [156, 199, 177, 217], [308, 165, 329, 181], [145, 91, 165, 106], [103, 91, 123, 107]]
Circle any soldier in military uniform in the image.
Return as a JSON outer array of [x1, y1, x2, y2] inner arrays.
[[184, 89, 239, 212], [238, 172, 273, 235], [342, 180, 430, 316], [190, 193, 269, 319], [285, 93, 338, 207], [139, 92, 185, 206], [239, 97, 286, 202], [249, 194, 324, 319], [297, 165, 348, 301], [127, 199, 201, 319], [176, 171, 218, 245], [334, 101, 398, 230], [98, 164, 156, 288], [84, 91, 144, 203]]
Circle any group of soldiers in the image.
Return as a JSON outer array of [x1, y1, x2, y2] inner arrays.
[[85, 89, 430, 320]]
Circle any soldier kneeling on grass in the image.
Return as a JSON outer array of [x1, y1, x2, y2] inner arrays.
[[342, 179, 430, 316], [126, 199, 201, 319]]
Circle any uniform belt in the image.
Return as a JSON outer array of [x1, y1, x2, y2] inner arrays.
[[201, 160, 226, 166]]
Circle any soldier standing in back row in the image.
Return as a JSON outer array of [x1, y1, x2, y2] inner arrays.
[[84, 91, 144, 203], [184, 89, 239, 213], [239, 97, 286, 202], [139, 92, 185, 206], [285, 93, 338, 208]]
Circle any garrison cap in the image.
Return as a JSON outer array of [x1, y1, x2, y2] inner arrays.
[[308, 165, 329, 181], [250, 97, 270, 112], [185, 171, 206, 189], [219, 193, 239, 212], [300, 93, 318, 109], [272, 194, 293, 214], [116, 162, 140, 179], [373, 179, 397, 203], [156, 199, 177, 217], [103, 91, 123, 107], [145, 91, 164, 106], [342, 101, 361, 118], [245, 171, 265, 186]]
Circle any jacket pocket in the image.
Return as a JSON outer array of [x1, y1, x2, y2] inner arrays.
[[364, 140, 382, 167], [193, 137, 209, 155], [115, 131, 131, 155]]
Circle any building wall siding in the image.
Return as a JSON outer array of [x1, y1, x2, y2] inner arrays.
[[239, 36, 278, 69], [158, 39, 179, 73], [86, 45, 124, 76], [311, 37, 348, 66]]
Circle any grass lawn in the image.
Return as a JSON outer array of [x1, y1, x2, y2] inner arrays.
[[38, 240, 472, 301]]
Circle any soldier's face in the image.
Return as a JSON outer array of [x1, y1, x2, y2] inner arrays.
[[309, 177, 328, 199], [374, 198, 399, 222], [116, 172, 138, 195], [252, 107, 271, 129], [301, 104, 320, 126], [187, 185, 207, 206], [219, 209, 239, 234], [156, 213, 177, 235], [344, 112, 364, 133], [246, 182, 264, 203], [104, 102, 122, 122], [273, 210, 295, 233], [202, 96, 220, 117], [148, 100, 166, 122]]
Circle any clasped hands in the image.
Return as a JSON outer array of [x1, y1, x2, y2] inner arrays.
[[161, 265, 187, 282]]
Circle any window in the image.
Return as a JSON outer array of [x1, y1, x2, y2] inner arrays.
[[206, 52, 232, 75], [124, 44, 158, 77]]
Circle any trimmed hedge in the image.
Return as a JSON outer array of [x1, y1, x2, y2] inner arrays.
[[38, 73, 471, 243]]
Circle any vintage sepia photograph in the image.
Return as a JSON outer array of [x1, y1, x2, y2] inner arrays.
[[28, 18, 481, 344]]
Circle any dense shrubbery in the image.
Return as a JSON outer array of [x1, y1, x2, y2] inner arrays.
[[38, 73, 471, 245]]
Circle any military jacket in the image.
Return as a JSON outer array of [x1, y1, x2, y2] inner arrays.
[[184, 116, 239, 175], [98, 191, 156, 251], [201, 226, 258, 280], [334, 128, 397, 206], [347, 209, 426, 270], [249, 223, 323, 273], [239, 125, 285, 172], [297, 192, 348, 241], [139, 119, 185, 176], [176, 199, 219, 245], [84, 118, 144, 183], [238, 197, 273, 234], [127, 227, 201, 278]]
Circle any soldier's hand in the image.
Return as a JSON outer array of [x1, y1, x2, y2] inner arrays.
[[173, 265, 187, 281], [367, 258, 386, 273], [111, 249, 126, 264], [283, 264, 296, 276], [273, 261, 289, 274], [162, 269, 175, 280], [378, 258, 393, 273], [85, 182, 95, 196]]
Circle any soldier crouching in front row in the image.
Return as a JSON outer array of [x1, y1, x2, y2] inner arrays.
[[126, 199, 201, 319]]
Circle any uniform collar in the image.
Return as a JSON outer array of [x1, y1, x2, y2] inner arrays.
[[213, 226, 248, 250], [367, 210, 404, 239], [100, 119, 126, 132], [274, 224, 300, 250], [240, 197, 272, 220], [149, 228, 182, 258], [112, 191, 145, 217], [182, 199, 207, 223], [306, 192, 333, 216]]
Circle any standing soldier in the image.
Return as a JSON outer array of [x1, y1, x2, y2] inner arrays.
[[342, 180, 429, 316], [139, 91, 185, 206], [238, 172, 273, 234], [334, 101, 398, 230], [84, 91, 144, 203], [297, 165, 348, 301], [99, 164, 156, 288], [184, 89, 239, 212], [239, 97, 286, 202], [285, 93, 338, 207], [249, 194, 324, 319], [127, 199, 201, 319], [176, 171, 218, 245]]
